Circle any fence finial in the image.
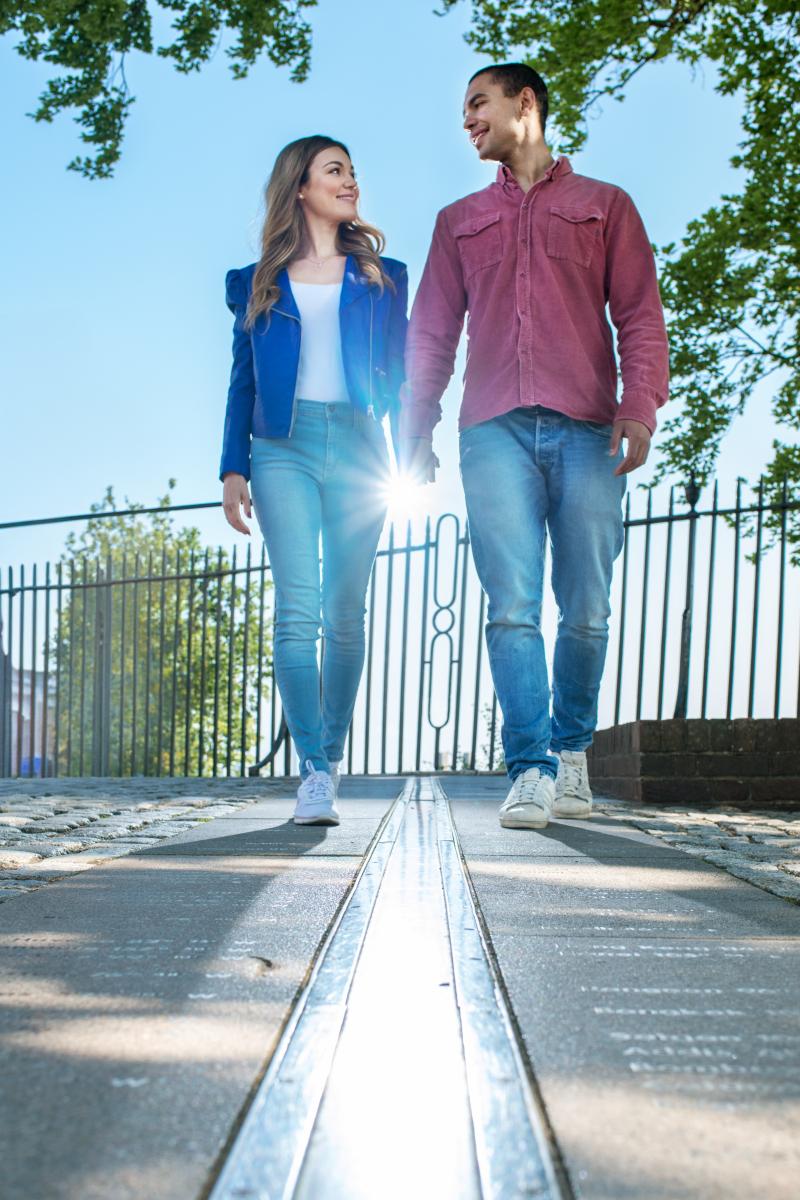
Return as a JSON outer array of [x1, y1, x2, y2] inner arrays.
[[684, 473, 701, 510]]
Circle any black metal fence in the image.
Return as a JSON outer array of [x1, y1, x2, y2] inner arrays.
[[1, 480, 798, 778]]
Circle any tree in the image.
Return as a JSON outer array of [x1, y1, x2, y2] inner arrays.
[[1, 0, 316, 178], [52, 483, 274, 776], [445, 0, 800, 544]]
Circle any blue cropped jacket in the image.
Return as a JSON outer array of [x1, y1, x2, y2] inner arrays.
[[219, 254, 408, 480]]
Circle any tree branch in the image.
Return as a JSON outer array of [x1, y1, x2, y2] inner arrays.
[[733, 322, 795, 369]]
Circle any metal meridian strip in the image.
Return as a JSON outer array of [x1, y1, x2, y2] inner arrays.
[[431, 777, 566, 1200], [207, 782, 412, 1200], [291, 778, 481, 1199]]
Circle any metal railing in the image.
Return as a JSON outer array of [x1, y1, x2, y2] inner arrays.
[[1, 480, 798, 778]]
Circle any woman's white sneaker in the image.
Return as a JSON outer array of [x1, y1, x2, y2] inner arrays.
[[552, 750, 593, 818], [294, 761, 340, 826], [499, 768, 555, 830]]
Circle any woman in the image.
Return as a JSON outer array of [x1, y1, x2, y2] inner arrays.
[[220, 135, 407, 826]]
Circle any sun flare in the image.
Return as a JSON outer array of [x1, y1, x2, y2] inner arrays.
[[382, 472, 427, 518]]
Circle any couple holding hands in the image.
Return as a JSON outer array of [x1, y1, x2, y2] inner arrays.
[[219, 62, 670, 830]]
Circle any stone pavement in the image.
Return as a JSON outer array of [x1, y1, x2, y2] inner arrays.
[[0, 778, 283, 903], [1, 776, 798, 904], [595, 799, 800, 903]]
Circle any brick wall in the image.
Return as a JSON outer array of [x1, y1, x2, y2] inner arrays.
[[587, 719, 800, 809]]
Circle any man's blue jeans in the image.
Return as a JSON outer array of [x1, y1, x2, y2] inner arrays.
[[250, 401, 389, 777], [459, 406, 626, 781]]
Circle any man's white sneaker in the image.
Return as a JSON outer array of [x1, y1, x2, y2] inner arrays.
[[552, 749, 593, 818], [329, 761, 342, 798], [294, 761, 340, 826], [499, 768, 555, 830]]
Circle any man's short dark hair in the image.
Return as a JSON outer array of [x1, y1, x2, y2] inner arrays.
[[468, 63, 549, 134]]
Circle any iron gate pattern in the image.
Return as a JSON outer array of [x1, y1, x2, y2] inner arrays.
[[1, 482, 798, 778]]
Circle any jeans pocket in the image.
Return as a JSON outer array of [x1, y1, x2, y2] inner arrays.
[[359, 411, 385, 440], [357, 413, 390, 467], [458, 425, 478, 466], [250, 436, 291, 469], [579, 418, 614, 438]]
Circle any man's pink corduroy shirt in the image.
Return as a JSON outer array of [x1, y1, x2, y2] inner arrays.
[[400, 156, 670, 441]]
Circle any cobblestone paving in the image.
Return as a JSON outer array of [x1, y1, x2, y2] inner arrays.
[[1, 778, 798, 906], [0, 777, 289, 904], [596, 800, 800, 903]]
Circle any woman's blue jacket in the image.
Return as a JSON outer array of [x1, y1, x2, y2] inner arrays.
[[219, 254, 408, 480]]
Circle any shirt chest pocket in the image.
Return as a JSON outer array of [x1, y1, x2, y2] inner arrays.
[[546, 205, 603, 268], [453, 210, 503, 279]]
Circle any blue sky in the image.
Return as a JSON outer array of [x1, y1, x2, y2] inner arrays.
[[1, 0, 761, 568]]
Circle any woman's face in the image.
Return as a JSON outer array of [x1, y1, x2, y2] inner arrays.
[[300, 147, 359, 225]]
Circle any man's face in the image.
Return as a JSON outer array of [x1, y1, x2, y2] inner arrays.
[[462, 74, 534, 161]]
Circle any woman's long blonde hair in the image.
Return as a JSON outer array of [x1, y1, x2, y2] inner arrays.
[[244, 135, 394, 331]]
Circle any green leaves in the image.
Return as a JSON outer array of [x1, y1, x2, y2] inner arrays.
[[3, 0, 316, 177], [53, 484, 274, 776], [448, 0, 800, 514]]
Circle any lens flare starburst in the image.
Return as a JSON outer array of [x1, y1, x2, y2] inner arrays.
[[382, 472, 427, 519]]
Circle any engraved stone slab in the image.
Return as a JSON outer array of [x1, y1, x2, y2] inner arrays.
[[449, 787, 800, 1200]]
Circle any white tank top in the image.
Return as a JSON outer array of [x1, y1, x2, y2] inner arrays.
[[290, 280, 349, 403]]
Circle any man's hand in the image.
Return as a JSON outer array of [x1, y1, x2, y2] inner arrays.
[[222, 472, 252, 534], [399, 437, 439, 484], [610, 419, 651, 476]]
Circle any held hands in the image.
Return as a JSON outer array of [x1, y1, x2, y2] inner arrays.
[[610, 419, 651, 476], [222, 472, 252, 534], [399, 437, 439, 485]]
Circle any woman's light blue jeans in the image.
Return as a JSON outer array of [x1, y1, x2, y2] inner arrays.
[[459, 405, 627, 782], [250, 401, 389, 778]]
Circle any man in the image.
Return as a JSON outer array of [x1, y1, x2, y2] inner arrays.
[[400, 63, 669, 830]]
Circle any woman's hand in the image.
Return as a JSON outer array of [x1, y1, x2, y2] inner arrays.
[[222, 472, 252, 535]]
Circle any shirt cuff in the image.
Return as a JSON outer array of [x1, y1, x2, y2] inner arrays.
[[615, 387, 664, 436], [399, 403, 438, 442]]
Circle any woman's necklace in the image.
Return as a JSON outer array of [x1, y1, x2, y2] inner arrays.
[[304, 251, 342, 270]]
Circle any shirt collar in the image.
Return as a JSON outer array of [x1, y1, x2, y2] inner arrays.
[[496, 154, 571, 194]]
